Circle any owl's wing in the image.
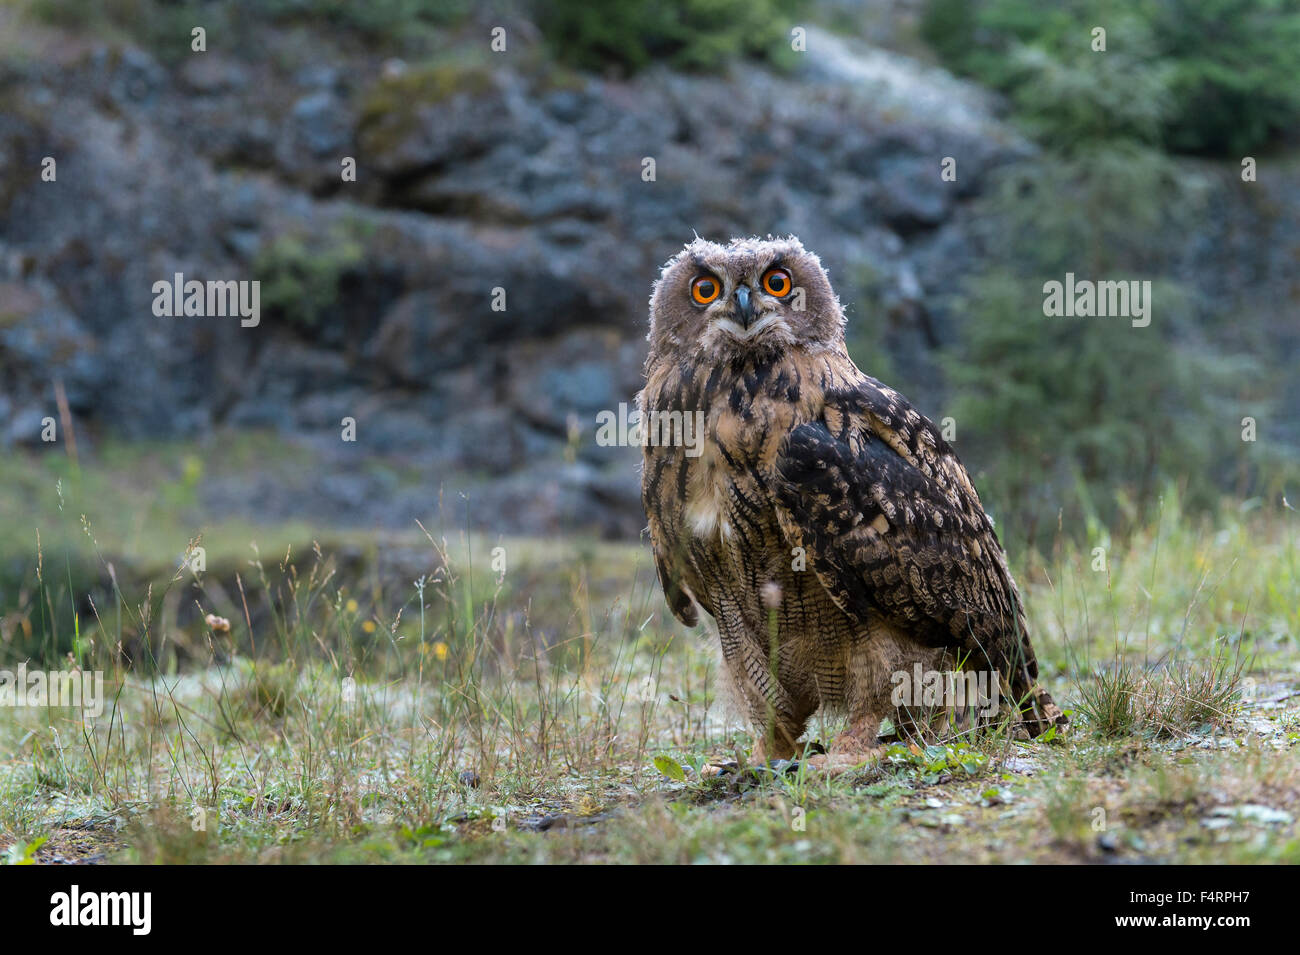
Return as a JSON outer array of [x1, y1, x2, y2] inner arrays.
[[648, 526, 699, 628], [771, 376, 1037, 684]]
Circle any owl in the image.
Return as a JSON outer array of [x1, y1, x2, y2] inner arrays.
[[639, 236, 1065, 772]]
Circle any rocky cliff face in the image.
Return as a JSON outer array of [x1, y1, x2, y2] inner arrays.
[[1, 16, 1292, 538]]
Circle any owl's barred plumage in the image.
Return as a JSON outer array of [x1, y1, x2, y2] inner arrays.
[[640, 236, 1065, 768]]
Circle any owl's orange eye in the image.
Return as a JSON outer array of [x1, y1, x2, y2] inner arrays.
[[691, 275, 722, 305], [762, 267, 792, 298]]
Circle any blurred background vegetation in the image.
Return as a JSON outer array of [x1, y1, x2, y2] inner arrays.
[[921, 0, 1299, 539]]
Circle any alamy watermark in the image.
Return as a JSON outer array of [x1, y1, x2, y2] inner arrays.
[[0, 664, 105, 717], [152, 272, 260, 327], [50, 885, 150, 935], [1042, 273, 1151, 327], [595, 402, 705, 458], [890, 665, 1000, 719]]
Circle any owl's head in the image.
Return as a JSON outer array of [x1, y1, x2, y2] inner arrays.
[[647, 235, 844, 363]]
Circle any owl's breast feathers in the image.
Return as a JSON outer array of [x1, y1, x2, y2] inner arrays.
[[642, 348, 1039, 685], [640, 349, 827, 622]]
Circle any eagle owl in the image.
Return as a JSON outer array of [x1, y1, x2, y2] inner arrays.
[[639, 236, 1065, 770]]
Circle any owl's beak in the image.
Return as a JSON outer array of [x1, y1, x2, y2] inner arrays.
[[732, 285, 755, 328]]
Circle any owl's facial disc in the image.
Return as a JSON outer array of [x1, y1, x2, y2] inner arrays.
[[651, 238, 841, 363], [699, 264, 796, 347]]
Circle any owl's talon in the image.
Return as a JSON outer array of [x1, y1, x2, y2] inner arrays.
[[700, 760, 739, 779], [804, 746, 884, 776]]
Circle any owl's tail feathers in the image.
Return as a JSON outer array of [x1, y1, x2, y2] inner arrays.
[[982, 615, 1066, 738], [1000, 632, 1068, 739], [1014, 682, 1068, 738]]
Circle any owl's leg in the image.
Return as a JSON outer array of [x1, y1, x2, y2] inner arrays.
[[831, 716, 885, 755], [749, 719, 806, 763], [717, 626, 810, 763], [840, 628, 893, 755], [742, 676, 809, 764], [803, 714, 885, 774], [806, 628, 893, 773]]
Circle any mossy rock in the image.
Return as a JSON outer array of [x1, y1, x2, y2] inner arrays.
[[253, 226, 366, 328], [356, 60, 498, 162]]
